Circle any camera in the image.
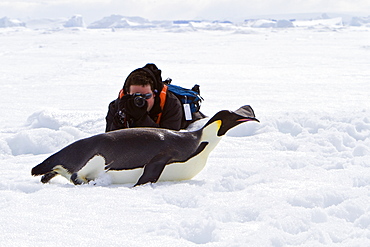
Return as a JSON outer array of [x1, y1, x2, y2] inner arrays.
[[132, 93, 152, 108]]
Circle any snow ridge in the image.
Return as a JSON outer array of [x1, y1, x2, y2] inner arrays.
[[1, 13, 370, 30]]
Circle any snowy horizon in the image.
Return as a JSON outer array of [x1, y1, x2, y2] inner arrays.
[[3, 11, 370, 23], [1, 11, 370, 30], [1, 0, 370, 24]]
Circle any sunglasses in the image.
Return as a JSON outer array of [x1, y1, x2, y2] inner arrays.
[[131, 93, 153, 99]]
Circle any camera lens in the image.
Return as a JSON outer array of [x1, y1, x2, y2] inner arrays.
[[134, 96, 146, 108]]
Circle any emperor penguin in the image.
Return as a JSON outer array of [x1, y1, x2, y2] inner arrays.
[[31, 105, 259, 186]]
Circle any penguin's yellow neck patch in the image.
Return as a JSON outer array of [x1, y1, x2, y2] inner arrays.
[[215, 120, 222, 128]]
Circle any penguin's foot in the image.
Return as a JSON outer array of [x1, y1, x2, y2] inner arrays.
[[70, 173, 89, 185], [41, 171, 57, 183], [71, 173, 83, 185]]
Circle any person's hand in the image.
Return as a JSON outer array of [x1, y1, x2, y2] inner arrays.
[[118, 94, 131, 111], [124, 97, 148, 121]]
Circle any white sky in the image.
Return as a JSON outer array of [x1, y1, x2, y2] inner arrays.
[[1, 0, 369, 23]]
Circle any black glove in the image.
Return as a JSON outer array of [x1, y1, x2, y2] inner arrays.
[[124, 97, 148, 121], [112, 111, 127, 129], [118, 94, 131, 111]]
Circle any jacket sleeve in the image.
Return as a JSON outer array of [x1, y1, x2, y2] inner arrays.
[[105, 100, 125, 132], [105, 101, 115, 132]]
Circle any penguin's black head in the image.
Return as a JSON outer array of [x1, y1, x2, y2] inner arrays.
[[204, 105, 259, 136]]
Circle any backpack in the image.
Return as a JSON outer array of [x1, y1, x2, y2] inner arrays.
[[163, 78, 205, 129]]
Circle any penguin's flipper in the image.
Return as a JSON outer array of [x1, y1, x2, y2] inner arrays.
[[134, 154, 171, 187]]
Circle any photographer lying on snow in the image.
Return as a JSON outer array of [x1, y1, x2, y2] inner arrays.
[[105, 63, 204, 132]]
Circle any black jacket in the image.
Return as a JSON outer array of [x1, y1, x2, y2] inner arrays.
[[105, 91, 182, 132]]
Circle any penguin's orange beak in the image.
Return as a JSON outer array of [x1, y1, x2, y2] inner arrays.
[[237, 118, 259, 122]]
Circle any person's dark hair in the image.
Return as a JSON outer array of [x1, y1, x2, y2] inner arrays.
[[124, 70, 154, 94], [123, 64, 164, 95]]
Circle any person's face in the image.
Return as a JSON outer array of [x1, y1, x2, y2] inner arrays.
[[128, 84, 155, 111]]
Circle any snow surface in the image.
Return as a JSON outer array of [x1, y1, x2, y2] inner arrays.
[[1, 19, 370, 246]]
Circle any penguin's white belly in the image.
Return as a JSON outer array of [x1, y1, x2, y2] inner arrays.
[[108, 168, 144, 184], [108, 144, 215, 184], [73, 154, 210, 185], [73, 155, 144, 184], [72, 132, 221, 185], [106, 151, 210, 184], [158, 150, 210, 181]]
